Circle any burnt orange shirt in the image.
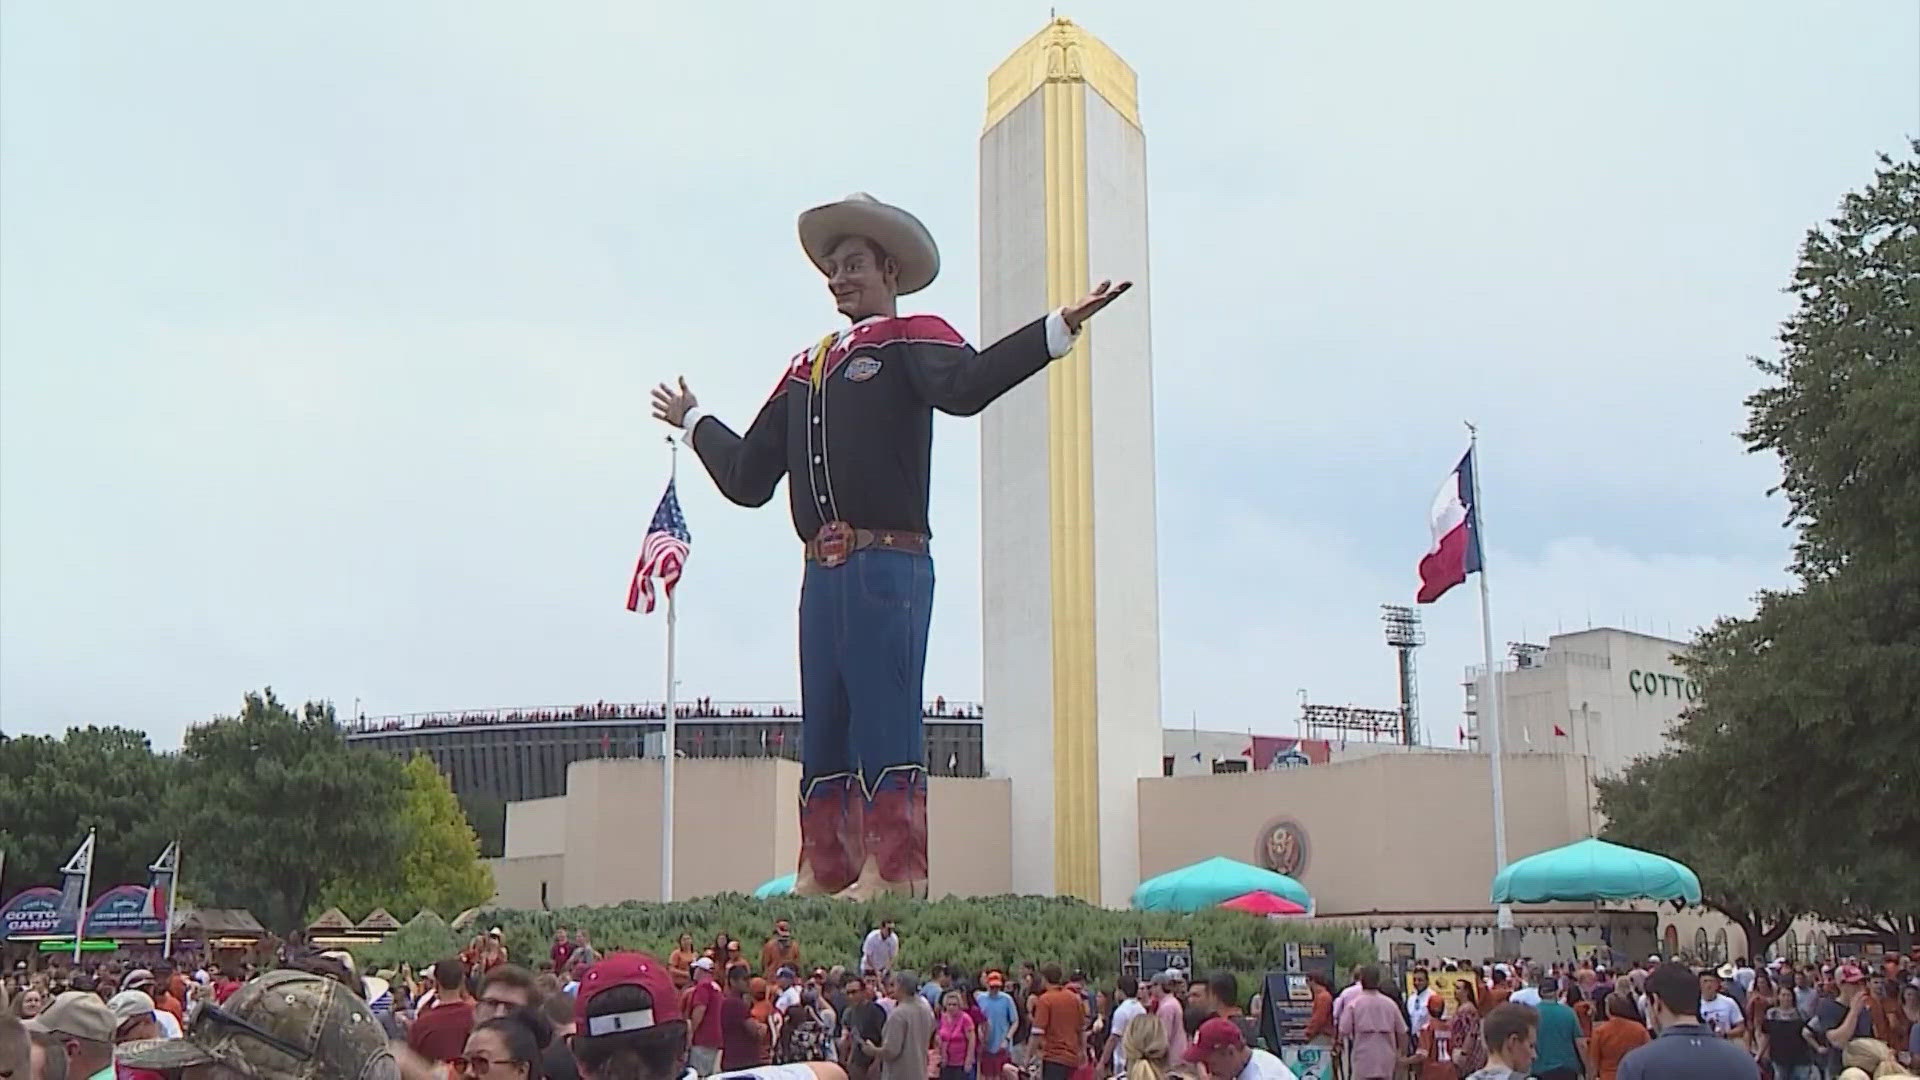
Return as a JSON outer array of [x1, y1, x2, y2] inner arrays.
[[1589, 1016, 1650, 1080], [1305, 987, 1335, 1041], [1032, 986, 1087, 1067]]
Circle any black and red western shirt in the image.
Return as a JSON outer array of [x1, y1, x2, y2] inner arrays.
[[680, 310, 1077, 542]]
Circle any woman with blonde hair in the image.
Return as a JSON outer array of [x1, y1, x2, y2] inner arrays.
[[1121, 999, 1170, 1080], [1842, 1037, 1915, 1079]]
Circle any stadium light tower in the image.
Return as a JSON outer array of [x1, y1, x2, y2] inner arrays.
[[1382, 605, 1425, 746]]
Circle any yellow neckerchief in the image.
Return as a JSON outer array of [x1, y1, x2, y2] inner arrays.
[[807, 332, 838, 388]]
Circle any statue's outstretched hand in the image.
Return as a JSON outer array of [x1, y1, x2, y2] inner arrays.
[[650, 377, 698, 428], [1062, 279, 1133, 333]]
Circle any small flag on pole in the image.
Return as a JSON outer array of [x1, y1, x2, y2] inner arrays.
[[1417, 447, 1484, 604], [1553, 724, 1568, 737], [60, 833, 95, 877], [627, 479, 691, 614], [141, 841, 177, 922]]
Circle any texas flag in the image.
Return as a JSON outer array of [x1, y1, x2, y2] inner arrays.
[[1417, 447, 1485, 604]]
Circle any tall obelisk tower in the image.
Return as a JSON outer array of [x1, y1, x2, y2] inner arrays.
[[979, 18, 1163, 905]]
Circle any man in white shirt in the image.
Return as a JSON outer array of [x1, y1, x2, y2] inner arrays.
[[1406, 969, 1435, 1038], [861, 921, 899, 978], [1104, 977, 1148, 1076], [775, 968, 804, 1015], [1509, 965, 1543, 1008], [1696, 970, 1744, 1038]]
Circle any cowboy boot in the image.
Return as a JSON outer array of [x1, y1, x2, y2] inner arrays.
[[834, 769, 928, 901], [794, 777, 859, 895]]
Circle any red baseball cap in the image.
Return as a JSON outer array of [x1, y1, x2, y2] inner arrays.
[[984, 971, 1006, 988], [575, 952, 682, 1034], [1184, 1017, 1246, 1062], [1834, 964, 1867, 984]]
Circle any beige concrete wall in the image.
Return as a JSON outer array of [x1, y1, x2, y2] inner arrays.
[[504, 797, 567, 858], [489, 855, 564, 909], [929, 778, 1013, 897], [519, 759, 1014, 904], [1138, 752, 1595, 916]]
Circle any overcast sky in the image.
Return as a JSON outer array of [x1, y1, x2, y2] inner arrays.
[[2, 2, 1914, 749]]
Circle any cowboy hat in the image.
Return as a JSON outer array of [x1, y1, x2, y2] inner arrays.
[[797, 193, 939, 295]]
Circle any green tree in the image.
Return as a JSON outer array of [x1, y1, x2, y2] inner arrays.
[[325, 754, 494, 922], [1595, 750, 1807, 956], [1602, 145, 1919, 952], [170, 690, 407, 934], [0, 727, 178, 889]]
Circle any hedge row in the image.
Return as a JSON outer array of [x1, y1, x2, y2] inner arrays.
[[353, 895, 1371, 999]]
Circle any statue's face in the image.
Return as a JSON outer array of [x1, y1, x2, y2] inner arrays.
[[824, 236, 897, 320]]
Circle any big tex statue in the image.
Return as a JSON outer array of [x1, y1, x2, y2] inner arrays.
[[651, 193, 1128, 898]]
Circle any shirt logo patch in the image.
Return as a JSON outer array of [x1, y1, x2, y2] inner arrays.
[[844, 356, 882, 382]]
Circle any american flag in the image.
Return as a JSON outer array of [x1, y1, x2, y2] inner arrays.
[[626, 479, 690, 614]]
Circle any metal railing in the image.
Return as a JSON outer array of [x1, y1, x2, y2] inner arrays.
[[343, 699, 983, 735]]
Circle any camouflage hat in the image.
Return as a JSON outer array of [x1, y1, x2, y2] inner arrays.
[[117, 969, 395, 1080]]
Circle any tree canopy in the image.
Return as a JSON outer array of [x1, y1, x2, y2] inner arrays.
[[1598, 144, 1920, 952], [325, 754, 494, 922], [168, 689, 410, 934], [0, 726, 179, 890]]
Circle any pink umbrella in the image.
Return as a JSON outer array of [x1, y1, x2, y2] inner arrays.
[[1218, 890, 1308, 916]]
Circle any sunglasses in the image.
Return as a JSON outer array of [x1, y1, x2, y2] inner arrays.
[[453, 1057, 525, 1077]]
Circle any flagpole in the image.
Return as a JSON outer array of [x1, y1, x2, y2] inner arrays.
[[661, 438, 678, 903], [73, 827, 95, 963], [164, 840, 181, 958], [1465, 423, 1513, 932]]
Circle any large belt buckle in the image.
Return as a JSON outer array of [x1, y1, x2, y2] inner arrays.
[[815, 520, 854, 568]]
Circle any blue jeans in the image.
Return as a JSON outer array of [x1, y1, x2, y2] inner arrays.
[[1773, 1064, 1817, 1080], [798, 548, 934, 791], [793, 549, 935, 892]]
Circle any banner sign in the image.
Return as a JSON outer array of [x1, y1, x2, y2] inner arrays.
[[1120, 937, 1194, 982], [84, 884, 167, 938], [2, 887, 78, 938]]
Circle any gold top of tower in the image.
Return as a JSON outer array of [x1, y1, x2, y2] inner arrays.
[[984, 16, 1139, 131]]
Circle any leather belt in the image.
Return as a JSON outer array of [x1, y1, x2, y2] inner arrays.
[[804, 521, 930, 567]]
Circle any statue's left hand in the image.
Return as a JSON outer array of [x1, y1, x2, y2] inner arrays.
[[1062, 279, 1133, 332]]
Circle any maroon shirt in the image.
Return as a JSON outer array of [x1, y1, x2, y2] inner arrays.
[[551, 942, 574, 971], [408, 1000, 475, 1063]]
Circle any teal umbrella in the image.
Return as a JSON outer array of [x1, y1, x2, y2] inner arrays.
[[1490, 838, 1701, 905], [752, 873, 796, 899], [1131, 856, 1311, 912]]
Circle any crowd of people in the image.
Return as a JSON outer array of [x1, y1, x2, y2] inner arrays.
[[346, 698, 982, 734], [4, 925, 1917, 1080]]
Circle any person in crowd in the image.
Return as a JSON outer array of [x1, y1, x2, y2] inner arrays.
[[763, 923, 803, 982], [1900, 986, 1920, 1069], [1698, 969, 1746, 1039], [0, 985, 26, 1080], [933, 990, 975, 1080], [1149, 972, 1189, 1065], [410, 960, 477, 1064], [1588, 993, 1649, 1080], [1027, 965, 1086, 1080], [836, 976, 884, 1080], [1404, 994, 1455, 1080], [1336, 965, 1407, 1080], [457, 1007, 551, 1080], [866, 972, 934, 1080], [668, 936, 699, 992], [860, 924, 899, 981], [1745, 973, 1776, 1055], [1122, 1002, 1171, 1080], [1618, 962, 1754, 1080], [974, 971, 1018, 1080], [1840, 1038, 1902, 1079], [1755, 979, 1817, 1080], [549, 931, 573, 976], [25, 992, 116, 1080], [1463, 1003, 1536, 1080], [567, 931, 598, 971], [1446, 975, 1486, 1079], [1103, 976, 1148, 1079], [775, 992, 830, 1066], [1528, 977, 1586, 1080], [472, 965, 574, 1080], [722, 968, 763, 1074], [15, 988, 46, 1021], [684, 959, 724, 1077], [1407, 970, 1436, 1043], [1300, 972, 1335, 1053], [1183, 1017, 1295, 1080], [1812, 965, 1881, 1079], [118, 968, 396, 1080]]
